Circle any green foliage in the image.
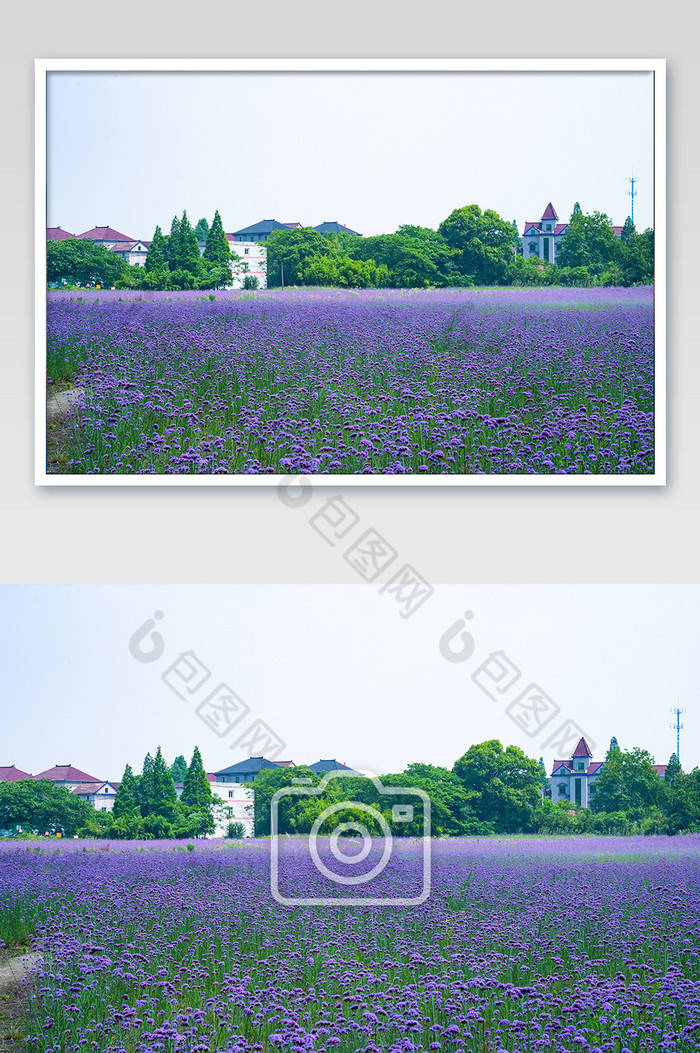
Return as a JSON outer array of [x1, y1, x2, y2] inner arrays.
[[452, 740, 543, 833], [0, 779, 93, 836], [665, 752, 682, 785], [438, 204, 516, 285], [203, 209, 231, 268], [145, 225, 168, 272], [112, 763, 139, 820], [590, 746, 663, 822], [242, 274, 259, 290], [226, 820, 246, 838], [151, 747, 178, 822], [558, 209, 620, 275], [47, 238, 128, 287], [169, 755, 189, 785], [194, 217, 210, 243]]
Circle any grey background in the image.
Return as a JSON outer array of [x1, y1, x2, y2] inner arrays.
[[1, 2, 697, 585]]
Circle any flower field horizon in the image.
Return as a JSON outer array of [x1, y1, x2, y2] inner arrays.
[[46, 286, 655, 477], [2, 835, 698, 1052]]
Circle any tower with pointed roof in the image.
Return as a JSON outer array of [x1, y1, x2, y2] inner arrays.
[[549, 736, 603, 809], [522, 203, 570, 263]]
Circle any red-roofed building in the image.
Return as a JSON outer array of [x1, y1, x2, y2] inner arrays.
[[77, 226, 134, 246], [71, 781, 119, 812], [46, 227, 75, 241], [108, 240, 151, 267], [33, 764, 100, 787], [0, 765, 32, 782], [550, 737, 668, 808], [523, 202, 625, 264]]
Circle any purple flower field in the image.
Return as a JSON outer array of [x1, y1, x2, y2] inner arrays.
[[46, 287, 655, 476], [2, 836, 698, 1052]]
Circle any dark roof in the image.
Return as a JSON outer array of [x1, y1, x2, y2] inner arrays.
[[0, 765, 32, 782], [275, 760, 296, 767], [541, 202, 558, 220], [47, 227, 75, 241], [77, 226, 134, 242], [306, 759, 358, 774], [33, 764, 100, 782], [283, 222, 302, 228], [213, 756, 281, 777], [572, 737, 593, 758], [313, 221, 361, 236], [230, 219, 289, 236]]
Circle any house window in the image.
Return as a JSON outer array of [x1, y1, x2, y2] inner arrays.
[[245, 248, 250, 255], [543, 238, 549, 262], [546, 224, 552, 231], [528, 242, 536, 254], [577, 763, 584, 771], [575, 778, 582, 806], [228, 790, 234, 798]]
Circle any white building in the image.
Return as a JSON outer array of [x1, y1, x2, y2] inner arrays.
[[209, 779, 254, 837], [226, 236, 267, 289], [109, 240, 151, 268], [71, 781, 119, 812]]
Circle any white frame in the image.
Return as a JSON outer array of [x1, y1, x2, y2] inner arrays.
[[36, 58, 666, 487]]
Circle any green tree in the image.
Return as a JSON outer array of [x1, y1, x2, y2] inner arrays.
[[145, 225, 168, 272], [558, 209, 619, 274], [265, 227, 334, 287], [138, 752, 157, 817], [180, 746, 214, 835], [151, 746, 178, 822], [166, 214, 182, 270], [194, 217, 210, 243], [203, 210, 231, 267], [608, 736, 620, 755], [438, 205, 516, 285], [620, 215, 636, 244], [665, 752, 682, 785], [452, 740, 542, 832], [47, 238, 129, 287], [179, 211, 202, 275], [170, 755, 188, 785], [0, 779, 93, 836], [112, 763, 139, 820], [590, 747, 663, 821]]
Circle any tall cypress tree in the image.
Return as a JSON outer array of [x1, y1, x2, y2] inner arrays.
[[179, 211, 202, 274], [146, 225, 168, 272], [182, 746, 212, 811], [203, 210, 231, 267], [170, 754, 188, 784], [167, 215, 182, 271], [151, 746, 178, 820], [194, 217, 210, 243], [113, 763, 139, 819], [665, 753, 682, 784], [140, 752, 155, 816]]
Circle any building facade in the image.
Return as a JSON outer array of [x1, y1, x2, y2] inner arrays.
[[550, 738, 667, 809], [522, 203, 569, 263]]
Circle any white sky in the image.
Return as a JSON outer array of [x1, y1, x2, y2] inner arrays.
[[46, 70, 654, 239], [1, 585, 694, 781]]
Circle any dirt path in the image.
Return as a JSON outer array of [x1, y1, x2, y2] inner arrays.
[[46, 386, 84, 474], [0, 953, 40, 1050]]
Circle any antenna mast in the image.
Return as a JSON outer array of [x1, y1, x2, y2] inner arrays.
[[669, 705, 686, 761], [627, 175, 639, 226]]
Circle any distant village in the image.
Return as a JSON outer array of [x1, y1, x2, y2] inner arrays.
[[0, 736, 668, 837], [46, 219, 361, 290], [47, 203, 627, 288]]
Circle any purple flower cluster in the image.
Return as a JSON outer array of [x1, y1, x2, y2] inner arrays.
[[1, 836, 698, 1052], [46, 287, 655, 475]]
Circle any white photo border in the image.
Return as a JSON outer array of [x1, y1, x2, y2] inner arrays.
[[35, 57, 666, 487]]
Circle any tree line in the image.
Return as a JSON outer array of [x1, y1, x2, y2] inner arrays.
[[3, 737, 693, 841], [262, 202, 653, 290], [47, 203, 654, 293], [47, 210, 258, 292], [0, 747, 242, 841]]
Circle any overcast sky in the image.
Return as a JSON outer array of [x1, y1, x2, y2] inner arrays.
[[1, 585, 693, 781], [46, 69, 654, 240]]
